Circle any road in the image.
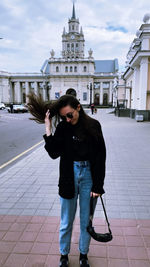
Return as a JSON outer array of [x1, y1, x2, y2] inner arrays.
[[0, 110, 45, 171]]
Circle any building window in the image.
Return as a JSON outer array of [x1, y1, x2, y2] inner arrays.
[[74, 66, 77, 72], [71, 43, 74, 51], [75, 43, 79, 52], [67, 44, 70, 51], [56, 66, 59, 72], [103, 82, 109, 88], [83, 92, 87, 101], [65, 66, 68, 72], [70, 66, 73, 72], [72, 25, 74, 30], [55, 92, 60, 99], [83, 66, 87, 72]]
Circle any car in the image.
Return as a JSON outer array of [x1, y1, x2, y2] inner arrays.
[[0, 103, 6, 110], [7, 104, 28, 113]]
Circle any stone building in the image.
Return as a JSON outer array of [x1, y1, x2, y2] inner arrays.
[[113, 14, 150, 120], [0, 3, 119, 106]]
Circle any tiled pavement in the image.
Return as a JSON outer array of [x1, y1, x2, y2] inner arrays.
[[0, 109, 150, 267]]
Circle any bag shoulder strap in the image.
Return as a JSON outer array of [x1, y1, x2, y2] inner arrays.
[[90, 196, 112, 235]]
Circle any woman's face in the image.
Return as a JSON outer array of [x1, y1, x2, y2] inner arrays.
[[59, 104, 80, 125]]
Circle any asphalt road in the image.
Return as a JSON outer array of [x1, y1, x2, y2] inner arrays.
[[0, 110, 45, 171]]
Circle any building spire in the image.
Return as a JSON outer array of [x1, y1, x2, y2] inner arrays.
[[72, 2, 76, 19]]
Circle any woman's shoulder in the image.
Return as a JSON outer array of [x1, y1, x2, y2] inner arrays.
[[87, 116, 101, 128]]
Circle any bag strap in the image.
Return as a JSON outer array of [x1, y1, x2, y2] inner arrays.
[[90, 195, 112, 235]]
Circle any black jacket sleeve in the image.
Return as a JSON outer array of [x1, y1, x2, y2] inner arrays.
[[90, 120, 106, 195], [43, 122, 64, 159]]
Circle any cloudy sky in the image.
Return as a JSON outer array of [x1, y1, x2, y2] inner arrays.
[[0, 0, 149, 73]]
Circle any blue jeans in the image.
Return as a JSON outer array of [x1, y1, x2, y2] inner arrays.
[[59, 161, 97, 255]]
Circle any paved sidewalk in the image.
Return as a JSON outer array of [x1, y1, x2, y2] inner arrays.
[[0, 109, 150, 266]]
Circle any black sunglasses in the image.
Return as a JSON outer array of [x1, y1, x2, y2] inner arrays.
[[60, 111, 74, 121]]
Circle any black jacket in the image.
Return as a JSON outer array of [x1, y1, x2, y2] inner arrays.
[[43, 118, 106, 199]]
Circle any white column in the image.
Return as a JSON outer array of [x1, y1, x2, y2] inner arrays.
[[139, 58, 148, 110], [34, 81, 38, 95], [132, 67, 140, 109], [15, 81, 21, 103], [92, 81, 94, 103], [9, 82, 13, 103], [109, 81, 113, 103], [42, 87, 46, 101], [25, 82, 30, 103], [126, 88, 131, 109], [100, 82, 103, 104]]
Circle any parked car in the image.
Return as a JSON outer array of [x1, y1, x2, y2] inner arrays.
[[7, 104, 28, 113], [0, 103, 6, 110]]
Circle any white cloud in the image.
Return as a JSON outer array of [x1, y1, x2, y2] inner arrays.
[[0, 0, 149, 72]]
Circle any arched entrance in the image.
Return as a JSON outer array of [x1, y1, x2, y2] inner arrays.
[[66, 88, 77, 97], [103, 93, 108, 106], [94, 93, 100, 105]]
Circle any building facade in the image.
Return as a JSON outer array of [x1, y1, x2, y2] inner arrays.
[[0, 4, 119, 106], [113, 16, 150, 120]]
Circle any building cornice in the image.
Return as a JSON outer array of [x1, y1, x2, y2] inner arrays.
[[123, 50, 150, 78]]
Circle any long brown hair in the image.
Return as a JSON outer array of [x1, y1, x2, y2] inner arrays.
[[27, 93, 101, 140]]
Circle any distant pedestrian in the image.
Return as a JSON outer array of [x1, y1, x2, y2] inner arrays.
[[10, 103, 13, 113], [27, 93, 106, 267], [90, 103, 94, 114]]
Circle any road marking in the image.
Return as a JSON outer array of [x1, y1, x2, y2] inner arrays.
[[0, 140, 44, 170]]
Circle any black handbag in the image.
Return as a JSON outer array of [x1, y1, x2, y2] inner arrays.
[[87, 196, 113, 242]]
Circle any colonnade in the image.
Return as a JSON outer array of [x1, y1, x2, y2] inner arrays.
[[10, 80, 51, 104]]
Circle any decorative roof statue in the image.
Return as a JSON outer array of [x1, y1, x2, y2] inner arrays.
[[143, 13, 150, 23], [88, 48, 93, 59], [50, 49, 55, 58]]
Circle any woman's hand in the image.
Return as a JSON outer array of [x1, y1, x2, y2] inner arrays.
[[90, 192, 101, 198], [45, 109, 52, 136]]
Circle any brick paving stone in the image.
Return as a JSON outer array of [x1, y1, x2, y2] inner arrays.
[[130, 260, 150, 267], [45, 255, 61, 267], [125, 236, 145, 247], [0, 253, 9, 266], [19, 231, 38, 242], [12, 241, 33, 253], [88, 244, 107, 258], [123, 227, 140, 236], [108, 259, 129, 267], [89, 257, 108, 267], [2, 231, 22, 242], [31, 242, 51, 255], [24, 254, 47, 267], [3, 253, 27, 267], [36, 232, 54, 243], [9, 222, 27, 232], [127, 247, 149, 260], [108, 246, 128, 259], [40, 223, 58, 233]]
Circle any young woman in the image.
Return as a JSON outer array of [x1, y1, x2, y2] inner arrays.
[[28, 93, 106, 267]]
